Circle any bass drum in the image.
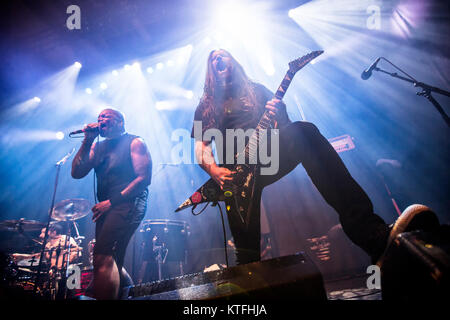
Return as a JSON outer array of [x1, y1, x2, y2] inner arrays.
[[139, 219, 190, 262], [71, 267, 94, 298]]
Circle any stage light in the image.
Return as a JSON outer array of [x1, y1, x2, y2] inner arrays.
[[9, 97, 42, 115], [176, 44, 193, 65], [212, 1, 267, 43], [132, 62, 141, 68], [85, 88, 92, 94], [156, 62, 164, 70], [167, 60, 174, 67], [146, 67, 154, 74], [74, 61, 82, 69], [100, 82, 108, 90], [112, 70, 119, 76], [185, 90, 194, 99], [264, 65, 275, 76], [210, 0, 275, 78], [124, 64, 131, 70], [155, 101, 174, 110], [391, 2, 421, 38], [287, 0, 383, 52], [55, 131, 65, 140]]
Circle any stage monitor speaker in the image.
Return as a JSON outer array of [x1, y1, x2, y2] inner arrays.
[[381, 228, 450, 301], [123, 252, 327, 300]]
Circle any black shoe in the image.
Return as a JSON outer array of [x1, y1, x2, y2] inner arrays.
[[376, 204, 440, 267]]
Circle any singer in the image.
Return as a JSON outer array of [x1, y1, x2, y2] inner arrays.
[[71, 108, 152, 300]]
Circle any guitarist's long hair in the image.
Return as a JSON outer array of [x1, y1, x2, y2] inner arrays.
[[200, 49, 257, 116]]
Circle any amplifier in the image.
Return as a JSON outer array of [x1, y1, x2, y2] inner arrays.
[[123, 252, 326, 300], [328, 134, 355, 154]]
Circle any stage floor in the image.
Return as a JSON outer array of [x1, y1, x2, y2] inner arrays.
[[324, 273, 381, 300]]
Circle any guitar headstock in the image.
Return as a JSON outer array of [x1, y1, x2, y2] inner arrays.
[[288, 50, 324, 74]]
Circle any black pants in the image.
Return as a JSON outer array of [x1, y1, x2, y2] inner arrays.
[[227, 121, 389, 265], [94, 189, 148, 271]]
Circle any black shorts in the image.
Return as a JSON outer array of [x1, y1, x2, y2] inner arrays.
[[94, 189, 148, 268]]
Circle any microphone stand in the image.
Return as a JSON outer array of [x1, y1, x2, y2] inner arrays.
[[372, 58, 450, 127], [57, 222, 71, 300], [33, 148, 75, 297]]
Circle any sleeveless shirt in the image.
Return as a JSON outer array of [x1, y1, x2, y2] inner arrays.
[[94, 133, 139, 202]]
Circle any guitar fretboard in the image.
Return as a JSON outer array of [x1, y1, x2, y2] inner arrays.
[[244, 70, 295, 162]]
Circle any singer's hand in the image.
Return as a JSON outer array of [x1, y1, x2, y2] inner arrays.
[[92, 200, 112, 222], [83, 123, 99, 141]]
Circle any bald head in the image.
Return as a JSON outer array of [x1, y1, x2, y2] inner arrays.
[[101, 108, 125, 122], [98, 108, 126, 138]]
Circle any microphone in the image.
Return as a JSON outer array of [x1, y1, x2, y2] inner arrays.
[[361, 57, 381, 80], [69, 123, 99, 136]]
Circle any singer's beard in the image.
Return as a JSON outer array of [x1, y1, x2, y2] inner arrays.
[[99, 126, 107, 137], [99, 126, 113, 138], [100, 126, 125, 139]]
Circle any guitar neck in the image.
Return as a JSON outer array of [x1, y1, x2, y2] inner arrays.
[[244, 70, 296, 160]]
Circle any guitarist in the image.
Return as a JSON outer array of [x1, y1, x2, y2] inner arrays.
[[191, 49, 439, 266]]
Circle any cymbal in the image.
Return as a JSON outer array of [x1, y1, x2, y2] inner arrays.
[[0, 219, 45, 232], [52, 199, 91, 221]]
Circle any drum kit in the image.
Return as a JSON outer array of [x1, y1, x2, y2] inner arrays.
[[0, 199, 90, 299], [0, 199, 191, 299]]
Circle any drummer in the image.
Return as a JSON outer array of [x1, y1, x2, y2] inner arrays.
[[12, 224, 81, 270]]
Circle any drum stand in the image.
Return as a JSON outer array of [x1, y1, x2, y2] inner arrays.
[[139, 219, 189, 282], [33, 149, 74, 296], [56, 221, 73, 299], [152, 236, 168, 281], [55, 220, 84, 299], [33, 148, 76, 298]]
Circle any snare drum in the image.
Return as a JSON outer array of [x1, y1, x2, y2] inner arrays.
[[139, 219, 190, 262]]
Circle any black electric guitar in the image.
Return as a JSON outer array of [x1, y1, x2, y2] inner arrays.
[[175, 50, 324, 226]]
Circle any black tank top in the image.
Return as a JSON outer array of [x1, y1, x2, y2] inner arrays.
[[94, 133, 138, 202]]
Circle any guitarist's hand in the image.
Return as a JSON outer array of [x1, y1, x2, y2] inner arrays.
[[265, 98, 288, 127], [265, 98, 285, 115], [210, 166, 236, 190]]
